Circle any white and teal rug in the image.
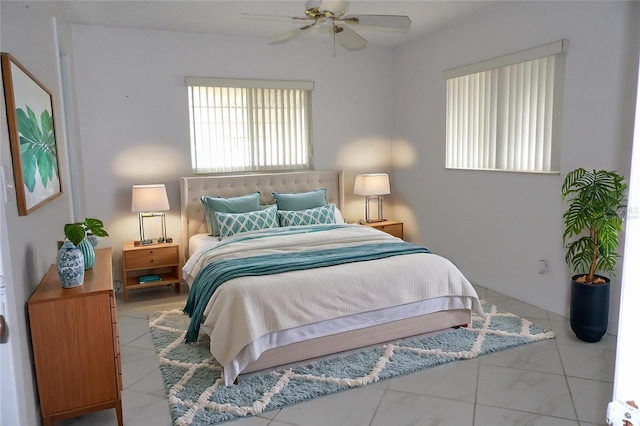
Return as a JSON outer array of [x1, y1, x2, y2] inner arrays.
[[149, 302, 555, 426]]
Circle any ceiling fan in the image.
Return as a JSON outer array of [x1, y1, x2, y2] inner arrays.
[[244, 0, 411, 51]]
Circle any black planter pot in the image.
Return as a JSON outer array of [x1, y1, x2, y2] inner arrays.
[[570, 274, 610, 342]]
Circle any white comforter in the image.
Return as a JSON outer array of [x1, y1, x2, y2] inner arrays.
[[183, 224, 482, 384]]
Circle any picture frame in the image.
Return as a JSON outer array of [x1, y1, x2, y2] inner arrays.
[[1, 52, 62, 216]]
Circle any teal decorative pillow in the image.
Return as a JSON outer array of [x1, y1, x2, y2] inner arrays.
[[272, 188, 327, 211], [201, 192, 261, 236], [278, 204, 337, 227], [215, 205, 278, 238]]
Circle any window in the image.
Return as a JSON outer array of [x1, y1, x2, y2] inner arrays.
[[443, 40, 567, 173], [186, 77, 314, 173]]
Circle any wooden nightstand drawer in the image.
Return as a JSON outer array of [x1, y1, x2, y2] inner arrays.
[[123, 246, 178, 269], [375, 222, 403, 238], [362, 220, 404, 239]]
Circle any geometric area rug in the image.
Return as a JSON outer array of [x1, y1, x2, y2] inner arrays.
[[148, 301, 555, 426]]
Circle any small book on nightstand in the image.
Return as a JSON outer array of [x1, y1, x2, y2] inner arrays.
[[139, 275, 161, 284]]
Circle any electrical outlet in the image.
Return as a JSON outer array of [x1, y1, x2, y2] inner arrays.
[[538, 260, 547, 274]]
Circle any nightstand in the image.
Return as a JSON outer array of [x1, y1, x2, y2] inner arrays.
[[121, 242, 181, 302], [361, 220, 403, 239]]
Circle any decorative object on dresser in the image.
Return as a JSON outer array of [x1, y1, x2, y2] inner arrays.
[[62, 217, 109, 270], [121, 241, 181, 302], [28, 248, 122, 426], [55, 241, 85, 288], [1, 52, 62, 216], [131, 183, 170, 245], [56, 218, 108, 286], [353, 173, 390, 223], [361, 219, 403, 239]]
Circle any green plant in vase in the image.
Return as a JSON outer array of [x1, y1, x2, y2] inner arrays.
[[561, 168, 626, 342], [64, 218, 109, 246], [64, 218, 109, 270], [562, 168, 626, 283]]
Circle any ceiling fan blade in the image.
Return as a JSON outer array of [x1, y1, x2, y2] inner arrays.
[[240, 12, 305, 22], [333, 25, 367, 51], [318, 0, 348, 16], [342, 14, 412, 30], [269, 24, 315, 44]]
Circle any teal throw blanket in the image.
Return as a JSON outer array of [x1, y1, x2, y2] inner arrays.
[[183, 242, 430, 343]]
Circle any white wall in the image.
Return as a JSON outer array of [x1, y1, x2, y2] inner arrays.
[[392, 1, 640, 324], [70, 25, 395, 275], [0, 2, 77, 425], [2, 2, 638, 423]]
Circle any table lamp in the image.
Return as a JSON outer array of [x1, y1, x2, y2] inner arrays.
[[353, 173, 390, 223], [131, 184, 170, 245]]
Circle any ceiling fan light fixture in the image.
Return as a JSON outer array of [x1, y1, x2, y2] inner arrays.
[[261, 0, 411, 52], [305, 8, 321, 19], [305, 0, 322, 11], [316, 17, 334, 28], [311, 0, 348, 16]]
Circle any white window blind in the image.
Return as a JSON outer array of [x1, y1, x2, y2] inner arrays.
[[186, 77, 314, 173], [443, 40, 567, 173]]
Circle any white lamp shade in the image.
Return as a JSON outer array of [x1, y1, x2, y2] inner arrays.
[[353, 174, 390, 196], [131, 184, 170, 212]]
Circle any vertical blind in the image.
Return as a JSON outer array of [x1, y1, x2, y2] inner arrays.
[[443, 40, 567, 173], [186, 78, 313, 173]]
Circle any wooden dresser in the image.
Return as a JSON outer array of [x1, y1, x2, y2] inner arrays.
[[28, 248, 122, 426]]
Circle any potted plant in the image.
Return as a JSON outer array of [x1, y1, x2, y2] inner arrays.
[[64, 217, 109, 247], [60, 218, 109, 272], [561, 168, 626, 342]]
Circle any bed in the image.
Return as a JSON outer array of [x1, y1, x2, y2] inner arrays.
[[180, 170, 483, 385]]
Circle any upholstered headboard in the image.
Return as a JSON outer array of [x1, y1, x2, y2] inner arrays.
[[180, 170, 344, 259]]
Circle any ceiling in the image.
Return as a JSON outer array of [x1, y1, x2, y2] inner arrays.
[[61, 0, 497, 48]]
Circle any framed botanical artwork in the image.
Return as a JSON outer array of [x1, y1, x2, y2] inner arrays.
[[1, 52, 62, 215]]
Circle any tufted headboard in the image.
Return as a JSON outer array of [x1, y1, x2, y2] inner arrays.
[[180, 170, 344, 260]]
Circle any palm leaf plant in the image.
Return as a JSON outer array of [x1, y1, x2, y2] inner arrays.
[[561, 168, 626, 283]]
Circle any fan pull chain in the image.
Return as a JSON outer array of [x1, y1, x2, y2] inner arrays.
[[332, 24, 337, 58]]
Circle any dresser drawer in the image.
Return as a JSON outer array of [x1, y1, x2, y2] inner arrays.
[[124, 246, 179, 269]]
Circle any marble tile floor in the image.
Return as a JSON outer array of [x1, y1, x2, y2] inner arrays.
[[59, 283, 616, 426]]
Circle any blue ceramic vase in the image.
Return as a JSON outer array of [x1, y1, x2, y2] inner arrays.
[[57, 241, 85, 288], [86, 233, 99, 248], [77, 238, 95, 269]]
